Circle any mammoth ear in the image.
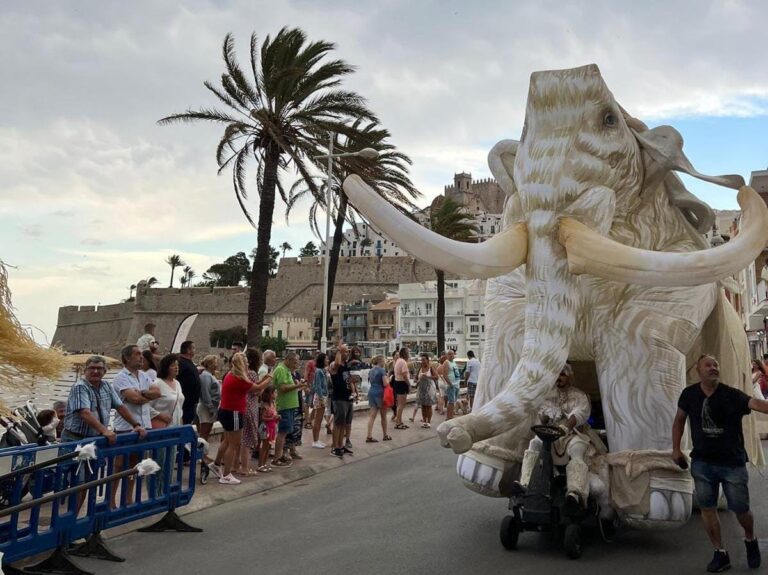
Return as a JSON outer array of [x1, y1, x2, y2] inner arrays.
[[635, 126, 744, 190], [635, 125, 742, 234], [488, 139, 519, 197], [663, 173, 715, 234]]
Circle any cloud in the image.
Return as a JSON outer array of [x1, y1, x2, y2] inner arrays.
[[3, 0, 768, 342], [21, 224, 42, 237]]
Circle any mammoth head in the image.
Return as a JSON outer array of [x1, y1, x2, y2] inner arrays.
[[343, 64, 768, 287]]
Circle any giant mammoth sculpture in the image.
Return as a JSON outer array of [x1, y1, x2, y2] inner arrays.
[[343, 64, 768, 529]]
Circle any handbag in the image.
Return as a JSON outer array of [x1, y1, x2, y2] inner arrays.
[[383, 385, 395, 408]]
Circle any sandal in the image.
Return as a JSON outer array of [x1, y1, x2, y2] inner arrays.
[[383, 435, 392, 441], [395, 423, 409, 430], [421, 423, 430, 429], [236, 468, 258, 477], [257, 465, 272, 473], [365, 437, 379, 443]]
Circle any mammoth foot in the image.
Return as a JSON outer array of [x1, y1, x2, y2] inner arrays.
[[437, 417, 475, 453]]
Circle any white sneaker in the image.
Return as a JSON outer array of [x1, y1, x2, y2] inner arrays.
[[208, 462, 223, 478], [218, 473, 241, 485], [312, 441, 327, 449]]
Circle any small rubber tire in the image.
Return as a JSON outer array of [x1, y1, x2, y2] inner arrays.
[[500, 514, 521, 550], [563, 523, 582, 559]]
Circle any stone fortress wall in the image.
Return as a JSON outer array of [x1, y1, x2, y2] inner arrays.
[[53, 256, 444, 357]]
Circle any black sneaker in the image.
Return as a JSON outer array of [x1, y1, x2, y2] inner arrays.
[[343, 446, 354, 455], [199, 462, 210, 485], [331, 448, 344, 458], [745, 539, 761, 569], [707, 550, 731, 573]]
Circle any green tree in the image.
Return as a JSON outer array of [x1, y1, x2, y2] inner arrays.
[[280, 242, 292, 259], [298, 241, 320, 257], [159, 28, 374, 348], [428, 197, 478, 354], [146, 276, 159, 288], [203, 252, 250, 286], [360, 237, 372, 255], [128, 284, 136, 300], [287, 121, 420, 346], [260, 334, 288, 356], [165, 254, 186, 288]]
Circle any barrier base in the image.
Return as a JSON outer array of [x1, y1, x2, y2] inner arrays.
[[68, 531, 125, 562], [136, 510, 202, 533], [20, 547, 93, 575]]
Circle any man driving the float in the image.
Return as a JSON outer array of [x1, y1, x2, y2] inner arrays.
[[515, 363, 604, 508]]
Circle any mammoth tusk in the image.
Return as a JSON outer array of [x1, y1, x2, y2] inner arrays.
[[343, 174, 527, 278], [559, 186, 768, 287]]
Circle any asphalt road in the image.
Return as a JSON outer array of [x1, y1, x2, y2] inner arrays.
[[91, 438, 768, 575]]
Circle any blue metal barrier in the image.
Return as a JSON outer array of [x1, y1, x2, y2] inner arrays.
[[0, 426, 200, 574]]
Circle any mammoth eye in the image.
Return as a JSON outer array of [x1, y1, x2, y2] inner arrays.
[[603, 111, 618, 128]]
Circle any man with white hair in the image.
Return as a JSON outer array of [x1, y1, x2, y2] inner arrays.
[[514, 363, 602, 509], [262, 349, 277, 374]]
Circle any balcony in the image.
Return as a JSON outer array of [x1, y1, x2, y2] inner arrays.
[[342, 320, 366, 328]]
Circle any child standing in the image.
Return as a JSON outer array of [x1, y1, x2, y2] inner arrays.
[[257, 386, 278, 473]]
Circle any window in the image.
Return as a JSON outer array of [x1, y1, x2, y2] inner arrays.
[[491, 226, 495, 234], [425, 302, 433, 314], [470, 325, 479, 334], [447, 321, 454, 332], [425, 321, 431, 331], [278, 329, 283, 339]]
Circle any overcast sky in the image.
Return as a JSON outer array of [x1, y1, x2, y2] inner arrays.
[[3, 0, 768, 344]]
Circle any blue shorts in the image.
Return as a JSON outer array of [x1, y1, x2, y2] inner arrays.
[[278, 409, 295, 434], [446, 386, 459, 403], [691, 460, 750, 513], [467, 382, 477, 399]]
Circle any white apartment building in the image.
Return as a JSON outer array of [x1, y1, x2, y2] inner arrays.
[[397, 280, 486, 357], [320, 222, 405, 258]]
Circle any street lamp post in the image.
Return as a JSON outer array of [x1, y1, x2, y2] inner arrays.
[[315, 134, 379, 353]]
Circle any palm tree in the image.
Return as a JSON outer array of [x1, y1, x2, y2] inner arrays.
[[159, 28, 374, 348], [165, 254, 185, 287], [280, 242, 292, 259], [146, 276, 159, 288], [128, 284, 137, 300], [286, 121, 420, 345], [183, 265, 196, 287], [179, 275, 187, 288], [428, 197, 478, 354]]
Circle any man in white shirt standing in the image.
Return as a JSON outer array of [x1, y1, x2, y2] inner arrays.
[[136, 322, 157, 351], [111, 344, 160, 507], [465, 350, 481, 411]]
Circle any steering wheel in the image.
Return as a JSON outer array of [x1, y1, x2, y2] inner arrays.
[[531, 424, 566, 441]]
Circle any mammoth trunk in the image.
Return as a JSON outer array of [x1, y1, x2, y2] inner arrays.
[[472, 212, 580, 441]]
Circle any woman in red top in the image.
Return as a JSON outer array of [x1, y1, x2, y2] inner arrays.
[[215, 353, 270, 485]]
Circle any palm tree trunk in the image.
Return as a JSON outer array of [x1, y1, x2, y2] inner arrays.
[[169, 266, 175, 288], [436, 269, 445, 354], [247, 143, 280, 349], [321, 191, 348, 346]]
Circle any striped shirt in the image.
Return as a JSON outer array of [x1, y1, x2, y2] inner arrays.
[[63, 378, 123, 437]]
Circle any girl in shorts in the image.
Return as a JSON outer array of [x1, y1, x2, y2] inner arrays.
[[257, 386, 278, 472]]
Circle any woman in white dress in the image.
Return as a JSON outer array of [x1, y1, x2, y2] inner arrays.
[[150, 353, 185, 494]]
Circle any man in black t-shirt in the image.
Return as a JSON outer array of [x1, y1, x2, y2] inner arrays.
[[177, 340, 201, 425], [672, 354, 768, 572]]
